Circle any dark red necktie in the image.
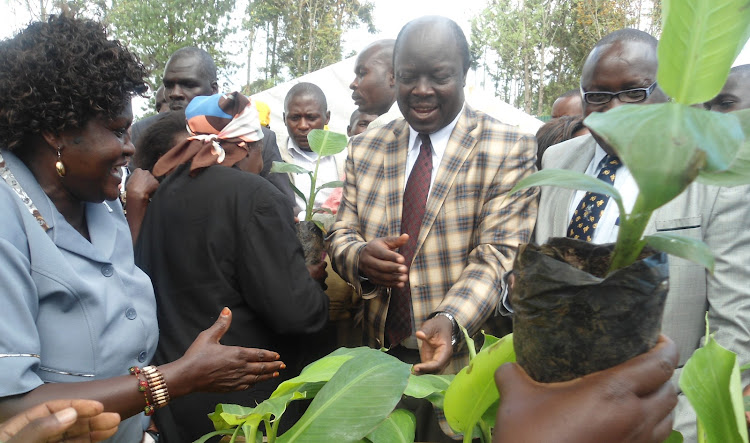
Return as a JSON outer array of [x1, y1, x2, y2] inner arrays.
[[386, 133, 433, 347]]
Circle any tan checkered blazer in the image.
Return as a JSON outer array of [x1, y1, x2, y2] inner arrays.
[[328, 105, 538, 372]]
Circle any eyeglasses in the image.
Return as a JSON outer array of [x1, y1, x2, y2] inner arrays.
[[580, 82, 658, 105]]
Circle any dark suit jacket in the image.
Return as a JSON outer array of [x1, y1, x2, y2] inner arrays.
[[260, 126, 296, 210], [135, 163, 329, 442]]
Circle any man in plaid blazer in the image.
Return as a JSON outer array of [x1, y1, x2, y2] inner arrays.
[[328, 16, 538, 375]]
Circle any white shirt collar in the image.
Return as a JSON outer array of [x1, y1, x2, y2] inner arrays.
[[407, 104, 465, 158]]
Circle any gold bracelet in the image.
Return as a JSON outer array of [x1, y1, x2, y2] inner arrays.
[[142, 365, 170, 408]]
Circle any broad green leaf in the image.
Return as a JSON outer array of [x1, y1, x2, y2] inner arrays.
[[403, 373, 453, 408], [316, 180, 344, 191], [365, 409, 416, 443], [509, 168, 625, 219], [658, 0, 750, 104], [698, 110, 750, 187], [278, 349, 410, 442], [444, 333, 516, 436], [679, 334, 749, 443], [644, 232, 715, 273], [270, 160, 311, 175], [662, 430, 684, 443], [585, 103, 744, 212], [271, 354, 358, 398], [308, 129, 348, 157]]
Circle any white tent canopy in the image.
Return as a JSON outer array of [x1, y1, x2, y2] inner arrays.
[[251, 56, 543, 141]]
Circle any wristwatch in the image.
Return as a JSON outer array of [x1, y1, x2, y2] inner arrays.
[[429, 311, 460, 347]]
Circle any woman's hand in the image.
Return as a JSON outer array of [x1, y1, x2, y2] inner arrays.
[[0, 399, 120, 443], [163, 308, 285, 397]]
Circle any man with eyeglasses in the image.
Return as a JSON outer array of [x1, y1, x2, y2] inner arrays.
[[532, 28, 750, 443]]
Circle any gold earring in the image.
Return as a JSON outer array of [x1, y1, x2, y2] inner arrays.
[[55, 147, 66, 177]]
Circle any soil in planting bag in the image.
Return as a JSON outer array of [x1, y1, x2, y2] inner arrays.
[[511, 237, 669, 383], [297, 220, 325, 265]]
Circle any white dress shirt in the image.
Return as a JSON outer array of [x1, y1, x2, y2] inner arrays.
[[404, 105, 464, 194], [566, 145, 639, 243]]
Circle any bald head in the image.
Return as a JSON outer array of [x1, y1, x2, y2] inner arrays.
[[552, 89, 583, 118], [395, 16, 470, 75], [350, 39, 396, 115], [162, 47, 219, 111], [580, 29, 666, 154], [704, 64, 750, 113]]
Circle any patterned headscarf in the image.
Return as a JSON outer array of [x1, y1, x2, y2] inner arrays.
[[152, 92, 264, 177]]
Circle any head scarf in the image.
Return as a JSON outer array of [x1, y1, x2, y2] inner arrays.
[[152, 92, 264, 177]]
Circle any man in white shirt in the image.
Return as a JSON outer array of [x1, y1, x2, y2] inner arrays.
[[535, 28, 750, 442], [278, 82, 345, 218]]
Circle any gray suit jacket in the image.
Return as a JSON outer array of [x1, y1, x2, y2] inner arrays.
[[537, 134, 750, 442]]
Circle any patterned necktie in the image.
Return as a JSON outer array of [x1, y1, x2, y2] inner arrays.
[[386, 133, 433, 347], [567, 155, 622, 242]]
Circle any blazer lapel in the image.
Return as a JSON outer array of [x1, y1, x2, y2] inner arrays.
[[550, 136, 597, 237], [384, 121, 409, 237], [418, 107, 477, 251]]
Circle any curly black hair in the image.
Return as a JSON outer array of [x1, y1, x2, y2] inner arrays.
[[0, 14, 148, 151]]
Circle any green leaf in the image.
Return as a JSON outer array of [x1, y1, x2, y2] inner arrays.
[[307, 129, 348, 157], [741, 363, 750, 372], [270, 160, 311, 175], [509, 168, 625, 219], [365, 409, 416, 443], [679, 334, 749, 443], [480, 333, 500, 352], [290, 184, 307, 208], [316, 180, 344, 191], [698, 109, 750, 187], [658, 0, 750, 105], [278, 349, 411, 442], [644, 232, 715, 273], [271, 347, 380, 398], [403, 373, 453, 409], [745, 395, 750, 413], [193, 428, 236, 443], [443, 333, 516, 436], [585, 103, 744, 213], [208, 403, 256, 430], [459, 323, 477, 360], [662, 430, 684, 443]]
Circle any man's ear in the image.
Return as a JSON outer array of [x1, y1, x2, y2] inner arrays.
[[282, 112, 286, 123], [211, 81, 219, 94], [325, 110, 331, 125], [388, 69, 395, 87]]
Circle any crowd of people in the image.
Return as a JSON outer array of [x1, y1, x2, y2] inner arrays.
[[0, 11, 748, 443]]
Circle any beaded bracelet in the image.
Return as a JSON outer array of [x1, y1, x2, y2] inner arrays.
[[129, 366, 154, 416], [142, 365, 170, 408]]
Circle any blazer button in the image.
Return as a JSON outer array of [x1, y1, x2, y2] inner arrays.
[[138, 351, 147, 362], [125, 308, 137, 320], [101, 264, 114, 277]]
